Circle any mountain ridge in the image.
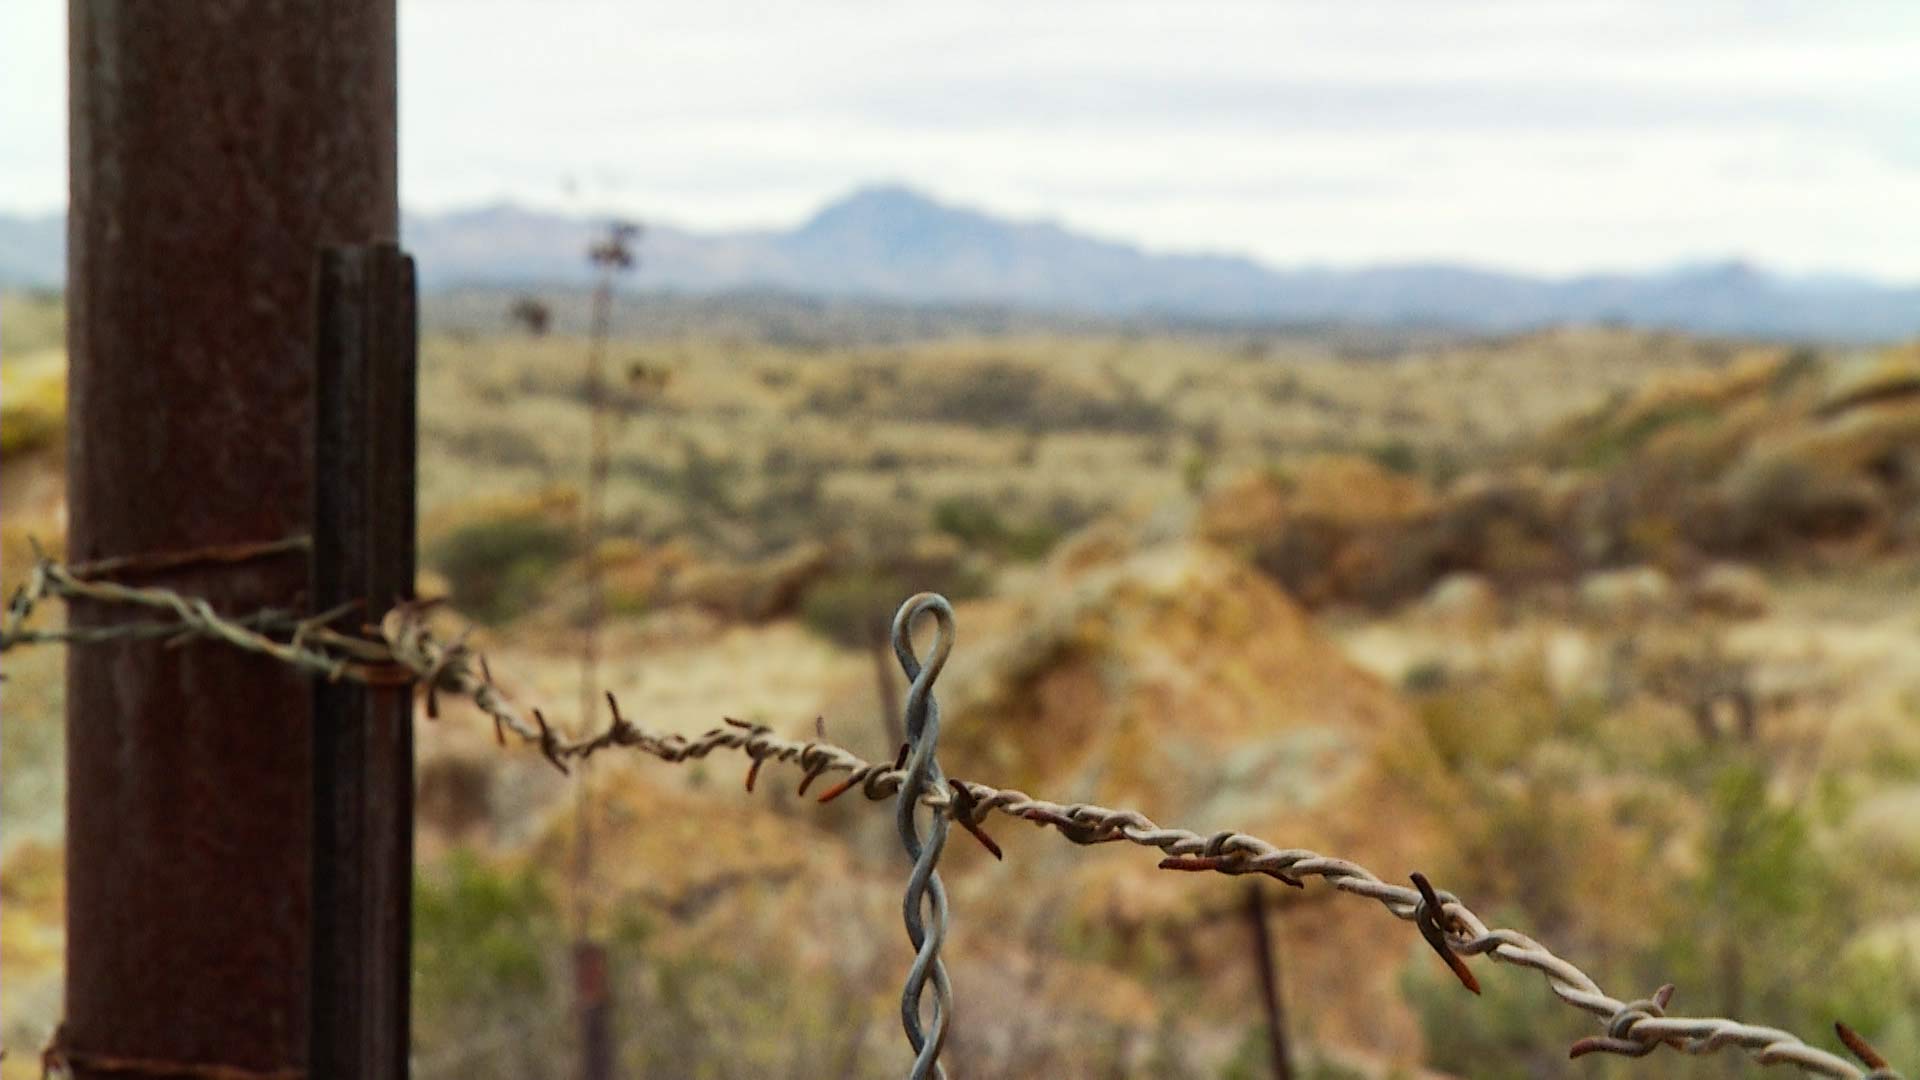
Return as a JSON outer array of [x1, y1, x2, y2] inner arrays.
[[5, 186, 1917, 341]]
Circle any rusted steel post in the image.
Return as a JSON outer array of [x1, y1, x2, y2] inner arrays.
[[65, 4, 396, 1077], [573, 223, 637, 1080], [574, 941, 616, 1080], [1245, 883, 1295, 1080], [312, 244, 417, 1078]]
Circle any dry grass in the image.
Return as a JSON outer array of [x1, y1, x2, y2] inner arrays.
[[418, 325, 1753, 567], [9, 292, 1920, 1077]]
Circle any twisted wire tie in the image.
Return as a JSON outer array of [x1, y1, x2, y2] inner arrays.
[[893, 592, 956, 1080]]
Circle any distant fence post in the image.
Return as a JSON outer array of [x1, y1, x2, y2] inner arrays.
[[1246, 883, 1295, 1080], [311, 243, 419, 1078], [575, 940, 616, 1080]]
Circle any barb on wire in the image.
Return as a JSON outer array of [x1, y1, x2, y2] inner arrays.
[[892, 592, 957, 1080], [1411, 872, 1480, 995], [1, 549, 1903, 1080], [1836, 1023, 1900, 1079]]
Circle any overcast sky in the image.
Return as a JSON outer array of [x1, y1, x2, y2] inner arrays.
[[5, 1, 1918, 278]]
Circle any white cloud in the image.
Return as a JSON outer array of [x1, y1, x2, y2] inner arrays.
[[0, 0, 66, 212]]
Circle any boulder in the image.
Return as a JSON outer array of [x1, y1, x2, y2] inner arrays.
[[1420, 572, 1502, 630], [1689, 562, 1771, 619], [929, 542, 1440, 1060], [671, 541, 833, 622], [1579, 565, 1674, 621]]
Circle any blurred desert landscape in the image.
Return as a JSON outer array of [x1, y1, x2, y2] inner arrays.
[[7, 285, 1920, 1078]]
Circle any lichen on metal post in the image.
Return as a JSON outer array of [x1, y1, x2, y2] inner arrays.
[[892, 593, 957, 1080]]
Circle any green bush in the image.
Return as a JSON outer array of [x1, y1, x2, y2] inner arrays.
[[674, 437, 742, 516], [931, 496, 1063, 561], [428, 514, 576, 623], [414, 850, 556, 996], [411, 851, 569, 1078], [1567, 398, 1720, 471], [1706, 456, 1881, 553], [799, 569, 908, 649], [1403, 929, 1594, 1080], [1366, 438, 1419, 476], [1182, 451, 1213, 495], [800, 556, 990, 649], [898, 360, 1176, 434]]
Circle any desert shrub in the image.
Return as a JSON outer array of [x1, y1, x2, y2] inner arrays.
[[1574, 400, 1720, 471], [1365, 438, 1419, 475], [1819, 947, 1920, 1075], [673, 438, 742, 516], [1142, 1009, 1205, 1080], [800, 545, 990, 648], [760, 443, 797, 474], [1404, 927, 1595, 1080], [412, 851, 568, 1078], [505, 295, 551, 336], [1248, 518, 1349, 607], [1400, 659, 1451, 694], [1702, 457, 1883, 554], [800, 376, 871, 415], [1182, 450, 1213, 495], [1414, 481, 1571, 589], [739, 462, 829, 556], [1770, 347, 1823, 398], [1013, 434, 1042, 466], [898, 360, 1176, 434], [918, 362, 1045, 425], [931, 496, 1010, 549], [1620, 758, 1920, 1078], [1410, 727, 1916, 1080], [800, 568, 908, 649], [428, 514, 576, 623], [434, 421, 549, 469], [415, 851, 555, 997], [621, 946, 875, 1079], [931, 496, 1063, 561], [1261, 372, 1301, 404]]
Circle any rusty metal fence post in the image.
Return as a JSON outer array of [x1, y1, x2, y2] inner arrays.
[[311, 243, 418, 1079], [64, 4, 397, 1077]]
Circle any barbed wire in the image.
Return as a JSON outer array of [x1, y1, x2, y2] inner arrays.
[[1, 545, 1903, 1080]]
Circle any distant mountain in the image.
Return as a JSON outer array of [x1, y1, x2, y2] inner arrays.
[[6, 186, 1918, 341], [0, 212, 62, 290]]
